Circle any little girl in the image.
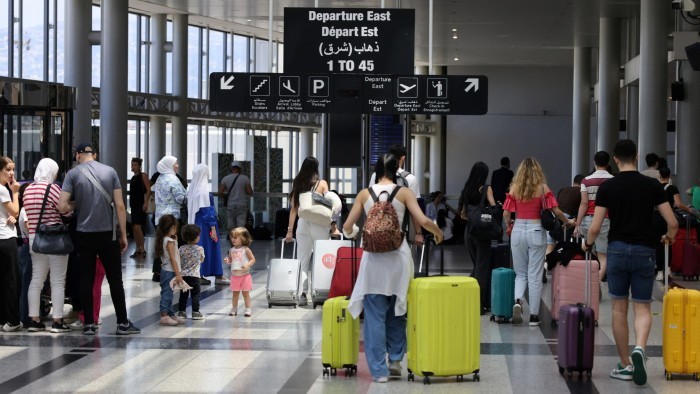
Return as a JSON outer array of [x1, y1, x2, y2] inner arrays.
[[156, 214, 185, 326], [225, 227, 256, 317], [178, 224, 205, 320]]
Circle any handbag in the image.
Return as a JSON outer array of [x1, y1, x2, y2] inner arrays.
[[540, 186, 558, 231], [297, 181, 333, 226], [32, 184, 74, 255], [467, 185, 502, 241]]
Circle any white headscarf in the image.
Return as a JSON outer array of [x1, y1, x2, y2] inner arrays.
[[187, 163, 212, 224], [157, 156, 177, 175], [34, 158, 59, 182]]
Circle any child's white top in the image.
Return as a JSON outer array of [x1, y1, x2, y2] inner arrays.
[[229, 246, 250, 277], [161, 236, 180, 272]]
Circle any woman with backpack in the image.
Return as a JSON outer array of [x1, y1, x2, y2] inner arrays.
[[342, 153, 443, 383], [459, 162, 496, 314], [285, 157, 331, 306], [502, 158, 573, 326]]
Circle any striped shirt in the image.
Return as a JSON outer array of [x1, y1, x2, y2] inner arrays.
[[580, 170, 614, 215], [23, 181, 63, 235]]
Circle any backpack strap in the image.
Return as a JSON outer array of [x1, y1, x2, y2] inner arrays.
[[479, 184, 489, 206], [368, 185, 401, 203], [388, 185, 402, 201]]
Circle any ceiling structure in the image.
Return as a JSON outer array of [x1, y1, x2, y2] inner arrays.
[[125, 0, 679, 67]]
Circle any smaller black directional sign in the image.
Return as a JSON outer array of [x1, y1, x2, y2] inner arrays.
[[209, 72, 488, 115]]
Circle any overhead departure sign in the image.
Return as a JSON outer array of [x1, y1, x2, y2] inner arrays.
[[284, 8, 415, 74], [209, 73, 488, 115]]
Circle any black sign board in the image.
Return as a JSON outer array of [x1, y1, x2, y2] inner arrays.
[[284, 8, 415, 74], [209, 73, 488, 115]]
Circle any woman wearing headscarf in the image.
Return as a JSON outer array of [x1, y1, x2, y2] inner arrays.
[[187, 163, 225, 284], [152, 156, 187, 281], [24, 158, 72, 332]]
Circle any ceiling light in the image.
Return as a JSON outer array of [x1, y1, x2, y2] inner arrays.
[[452, 35, 458, 39], [246, 19, 252, 22], [454, 57, 459, 61], [452, 28, 457, 32]]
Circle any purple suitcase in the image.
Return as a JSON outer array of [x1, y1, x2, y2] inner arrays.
[[556, 252, 595, 379]]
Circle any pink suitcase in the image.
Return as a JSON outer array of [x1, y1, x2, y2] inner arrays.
[[551, 259, 600, 326]]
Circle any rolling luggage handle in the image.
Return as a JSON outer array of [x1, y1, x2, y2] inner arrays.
[[419, 234, 445, 277], [280, 238, 297, 260]]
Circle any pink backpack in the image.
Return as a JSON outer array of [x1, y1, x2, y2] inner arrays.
[[362, 186, 404, 253]]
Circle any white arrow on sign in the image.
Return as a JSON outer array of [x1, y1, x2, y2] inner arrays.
[[464, 78, 479, 93], [220, 75, 235, 90]]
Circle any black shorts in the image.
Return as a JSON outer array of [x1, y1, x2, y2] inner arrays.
[[131, 207, 147, 225]]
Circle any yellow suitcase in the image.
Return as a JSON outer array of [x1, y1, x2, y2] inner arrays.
[[407, 276, 481, 384], [321, 296, 360, 377], [663, 288, 700, 381]]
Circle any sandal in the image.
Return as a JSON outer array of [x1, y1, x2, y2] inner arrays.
[[129, 251, 146, 258]]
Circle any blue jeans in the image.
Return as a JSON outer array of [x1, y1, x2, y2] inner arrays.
[[362, 294, 407, 379], [510, 220, 546, 315], [18, 243, 32, 326], [159, 270, 176, 315], [606, 241, 656, 303]]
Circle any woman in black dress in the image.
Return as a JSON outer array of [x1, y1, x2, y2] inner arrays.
[[129, 158, 151, 258]]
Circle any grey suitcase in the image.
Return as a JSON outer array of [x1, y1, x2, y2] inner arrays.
[[266, 239, 301, 308], [311, 238, 352, 308]]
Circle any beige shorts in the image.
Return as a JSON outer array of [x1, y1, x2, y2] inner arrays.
[[580, 216, 610, 254]]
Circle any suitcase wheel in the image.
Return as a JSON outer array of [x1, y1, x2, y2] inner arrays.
[[558, 367, 565, 375], [473, 373, 480, 382], [344, 367, 354, 377], [322, 368, 329, 377], [268, 303, 272, 309], [664, 370, 672, 381], [594, 320, 599, 327], [694, 373, 699, 381], [330, 368, 337, 376], [489, 315, 495, 322], [407, 371, 414, 381], [423, 376, 430, 385], [456, 375, 463, 382], [551, 320, 557, 328]]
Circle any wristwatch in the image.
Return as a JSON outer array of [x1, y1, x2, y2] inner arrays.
[[585, 240, 594, 248]]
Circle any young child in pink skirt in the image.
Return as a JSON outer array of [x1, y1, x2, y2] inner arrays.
[[224, 227, 256, 317]]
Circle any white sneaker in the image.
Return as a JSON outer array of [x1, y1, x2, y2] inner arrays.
[[69, 320, 84, 331], [215, 277, 231, 285], [159, 315, 179, 326], [655, 272, 664, 282], [2, 323, 21, 332], [229, 308, 237, 316]]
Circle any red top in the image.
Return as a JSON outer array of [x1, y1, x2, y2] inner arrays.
[[503, 191, 558, 219]]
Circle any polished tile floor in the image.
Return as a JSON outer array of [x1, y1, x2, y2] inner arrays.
[[1, 238, 699, 393]]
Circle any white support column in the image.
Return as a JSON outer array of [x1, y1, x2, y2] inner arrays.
[[676, 20, 700, 192], [149, 14, 167, 173], [100, 0, 128, 183], [64, 0, 92, 145], [638, 0, 668, 169], [413, 135, 427, 195], [299, 127, 314, 162], [572, 47, 592, 177], [171, 13, 188, 179], [597, 18, 621, 155]]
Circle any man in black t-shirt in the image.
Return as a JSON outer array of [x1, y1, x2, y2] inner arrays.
[[584, 140, 678, 386]]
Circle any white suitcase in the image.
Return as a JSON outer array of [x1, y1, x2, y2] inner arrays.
[[266, 240, 301, 308], [311, 238, 352, 308]]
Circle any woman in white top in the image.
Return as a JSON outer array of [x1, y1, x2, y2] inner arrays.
[[342, 153, 443, 383], [0, 156, 21, 332], [285, 157, 331, 306]]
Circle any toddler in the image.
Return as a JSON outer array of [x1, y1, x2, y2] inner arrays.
[[178, 224, 205, 320], [225, 227, 256, 317], [156, 214, 185, 326]]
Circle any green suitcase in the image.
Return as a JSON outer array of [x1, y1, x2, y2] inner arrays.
[[321, 296, 360, 377]]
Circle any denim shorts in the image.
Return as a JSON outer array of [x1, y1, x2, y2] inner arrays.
[[606, 241, 656, 303]]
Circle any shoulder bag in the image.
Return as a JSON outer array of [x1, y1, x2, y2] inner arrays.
[[297, 181, 333, 226], [222, 174, 240, 207], [467, 185, 502, 241], [32, 184, 74, 255], [540, 186, 558, 231], [79, 166, 117, 241]]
